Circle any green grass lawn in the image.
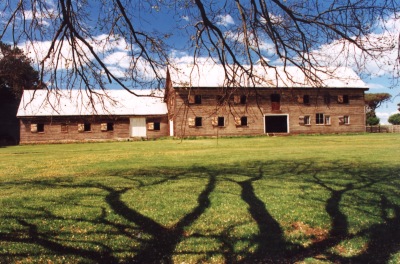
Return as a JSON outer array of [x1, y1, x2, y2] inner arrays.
[[0, 134, 399, 263]]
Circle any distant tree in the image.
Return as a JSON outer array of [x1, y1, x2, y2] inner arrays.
[[365, 93, 392, 113], [366, 116, 380, 126], [388, 113, 400, 125], [0, 41, 41, 99], [365, 93, 392, 125]]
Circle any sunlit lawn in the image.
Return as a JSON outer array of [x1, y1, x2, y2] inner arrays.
[[0, 134, 399, 263]]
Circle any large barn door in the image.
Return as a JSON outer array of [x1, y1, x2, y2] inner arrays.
[[130, 117, 147, 137], [265, 115, 289, 133]]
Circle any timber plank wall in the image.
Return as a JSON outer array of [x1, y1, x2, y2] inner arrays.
[[171, 88, 366, 137], [19, 116, 169, 144]]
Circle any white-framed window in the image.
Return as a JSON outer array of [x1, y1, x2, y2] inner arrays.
[[316, 113, 324, 125], [343, 115, 350, 124], [339, 115, 350, 125], [304, 115, 311, 125], [325, 115, 331, 125]]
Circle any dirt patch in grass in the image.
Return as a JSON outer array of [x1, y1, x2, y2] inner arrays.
[[288, 221, 329, 244]]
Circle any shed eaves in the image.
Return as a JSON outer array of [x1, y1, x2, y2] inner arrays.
[[17, 89, 168, 117]]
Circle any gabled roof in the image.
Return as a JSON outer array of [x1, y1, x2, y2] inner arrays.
[[17, 89, 167, 117], [168, 64, 368, 89]]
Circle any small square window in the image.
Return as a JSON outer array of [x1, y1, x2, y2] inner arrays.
[[188, 94, 202, 104], [194, 95, 202, 104], [303, 95, 310, 104], [101, 122, 113, 131], [154, 122, 160, 131], [240, 95, 247, 104], [107, 123, 114, 131], [218, 117, 225, 127], [84, 123, 91, 132], [324, 94, 331, 105], [195, 117, 202, 127], [216, 95, 224, 105], [338, 95, 349, 104], [240, 116, 248, 126], [37, 124, 45, 133], [61, 123, 68, 133]]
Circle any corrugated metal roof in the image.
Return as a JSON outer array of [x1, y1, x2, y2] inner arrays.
[[168, 64, 368, 89], [17, 89, 168, 117]]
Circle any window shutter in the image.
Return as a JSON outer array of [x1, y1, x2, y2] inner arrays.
[[188, 94, 195, 104], [297, 95, 304, 103], [234, 116, 241, 126], [299, 116, 305, 125], [234, 95, 240, 104], [100, 123, 108, 131], [211, 116, 218, 126], [338, 116, 344, 124], [78, 123, 85, 132], [30, 124, 38, 133], [188, 118, 195, 127], [338, 95, 344, 103], [147, 122, 154, 130]]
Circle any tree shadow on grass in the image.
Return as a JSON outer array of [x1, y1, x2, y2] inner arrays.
[[101, 170, 216, 263], [0, 160, 399, 263]]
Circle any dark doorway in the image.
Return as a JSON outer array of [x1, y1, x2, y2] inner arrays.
[[265, 115, 288, 133]]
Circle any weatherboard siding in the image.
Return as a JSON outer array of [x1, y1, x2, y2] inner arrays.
[[19, 116, 169, 144], [170, 88, 366, 137]]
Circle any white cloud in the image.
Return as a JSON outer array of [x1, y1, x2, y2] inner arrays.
[[169, 50, 216, 65], [21, 34, 130, 71], [364, 82, 387, 89], [310, 13, 400, 79], [259, 13, 284, 25], [19, 34, 165, 85], [216, 14, 234, 27], [21, 6, 59, 27], [376, 110, 399, 124]]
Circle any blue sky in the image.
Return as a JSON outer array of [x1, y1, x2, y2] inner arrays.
[[1, 1, 399, 123]]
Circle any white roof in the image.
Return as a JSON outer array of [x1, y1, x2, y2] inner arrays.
[[17, 89, 167, 117], [168, 64, 368, 89]]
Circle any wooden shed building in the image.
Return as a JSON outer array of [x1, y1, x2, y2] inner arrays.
[[17, 63, 369, 143], [17, 90, 169, 144], [165, 64, 369, 137]]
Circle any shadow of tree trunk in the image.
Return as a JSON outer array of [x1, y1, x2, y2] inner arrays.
[[350, 195, 400, 263], [17, 219, 118, 263], [233, 165, 289, 263], [102, 170, 216, 263]]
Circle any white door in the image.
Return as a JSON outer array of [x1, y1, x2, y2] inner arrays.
[[130, 117, 147, 137], [169, 120, 174, 136]]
